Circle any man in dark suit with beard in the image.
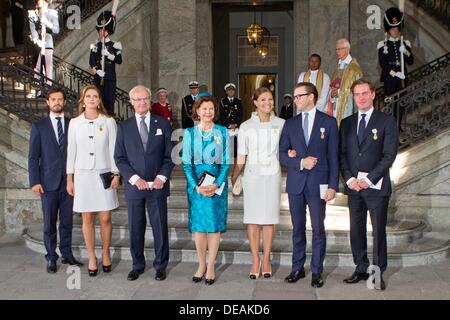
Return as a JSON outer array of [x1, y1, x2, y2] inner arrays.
[[339, 79, 398, 290]]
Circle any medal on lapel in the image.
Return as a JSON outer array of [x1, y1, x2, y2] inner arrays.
[[372, 129, 378, 141], [320, 128, 325, 140]]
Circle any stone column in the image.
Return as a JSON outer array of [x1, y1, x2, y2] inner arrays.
[[196, 0, 213, 91], [156, 0, 197, 127], [293, 0, 310, 81], [309, 0, 350, 78]]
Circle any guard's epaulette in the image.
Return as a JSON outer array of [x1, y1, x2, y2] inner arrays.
[[377, 41, 385, 50], [113, 42, 122, 50], [90, 43, 98, 52]]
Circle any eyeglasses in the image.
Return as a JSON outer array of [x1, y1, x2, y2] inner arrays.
[[131, 97, 151, 103], [294, 93, 310, 100]]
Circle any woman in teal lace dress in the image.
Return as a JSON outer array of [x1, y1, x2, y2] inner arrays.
[[182, 95, 230, 285]]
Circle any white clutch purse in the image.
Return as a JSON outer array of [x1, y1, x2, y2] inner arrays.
[[232, 175, 243, 196]]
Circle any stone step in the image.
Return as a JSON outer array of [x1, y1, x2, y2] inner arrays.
[[115, 191, 349, 211], [23, 225, 450, 267], [71, 213, 427, 246]]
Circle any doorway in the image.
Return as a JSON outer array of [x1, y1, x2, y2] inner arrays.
[[239, 74, 277, 121]]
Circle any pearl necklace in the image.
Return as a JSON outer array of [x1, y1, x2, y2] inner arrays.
[[197, 124, 213, 139]]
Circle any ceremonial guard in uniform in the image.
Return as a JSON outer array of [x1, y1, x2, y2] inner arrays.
[[219, 83, 243, 162], [28, 0, 59, 84], [181, 80, 199, 129], [279, 93, 295, 120], [378, 7, 414, 96], [378, 7, 414, 128], [89, 10, 122, 116]]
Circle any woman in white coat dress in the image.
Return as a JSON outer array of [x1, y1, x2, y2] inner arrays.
[[66, 85, 120, 276], [231, 87, 285, 280]]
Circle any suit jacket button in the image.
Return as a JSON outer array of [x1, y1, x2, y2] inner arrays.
[[90, 153, 94, 156], [359, 153, 362, 156]]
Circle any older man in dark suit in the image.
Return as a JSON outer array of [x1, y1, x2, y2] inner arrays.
[[114, 85, 174, 281], [28, 88, 83, 273], [339, 79, 398, 290]]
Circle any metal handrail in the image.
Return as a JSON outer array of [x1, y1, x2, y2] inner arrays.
[[0, 57, 79, 122], [375, 52, 450, 109], [380, 67, 450, 149]]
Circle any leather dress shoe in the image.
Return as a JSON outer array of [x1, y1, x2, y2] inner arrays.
[[47, 260, 57, 274], [127, 269, 144, 281], [284, 269, 305, 283], [61, 257, 84, 267], [311, 273, 324, 288], [343, 271, 369, 284], [155, 270, 166, 281]]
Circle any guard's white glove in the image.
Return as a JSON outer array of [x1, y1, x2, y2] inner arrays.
[[40, 16, 52, 28], [399, 45, 410, 56], [101, 48, 110, 56], [96, 70, 106, 77], [395, 72, 406, 80], [34, 39, 45, 48]]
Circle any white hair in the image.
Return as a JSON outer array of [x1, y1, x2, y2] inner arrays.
[[336, 38, 351, 49], [129, 85, 152, 99]]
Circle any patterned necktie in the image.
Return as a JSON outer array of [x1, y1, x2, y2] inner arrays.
[[303, 113, 309, 145], [358, 114, 367, 144], [139, 116, 149, 151], [55, 117, 64, 152]]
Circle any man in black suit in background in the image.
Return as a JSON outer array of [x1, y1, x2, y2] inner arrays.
[[339, 79, 398, 290]]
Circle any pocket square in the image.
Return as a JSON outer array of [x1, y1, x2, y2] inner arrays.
[[156, 128, 163, 136]]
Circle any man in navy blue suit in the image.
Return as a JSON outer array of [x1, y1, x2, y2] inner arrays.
[[28, 88, 83, 273], [340, 79, 398, 290], [279, 82, 339, 288], [114, 85, 174, 281]]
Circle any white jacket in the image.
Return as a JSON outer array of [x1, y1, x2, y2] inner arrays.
[[67, 114, 118, 174]]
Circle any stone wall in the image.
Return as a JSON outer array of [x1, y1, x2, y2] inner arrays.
[[0, 108, 42, 233]]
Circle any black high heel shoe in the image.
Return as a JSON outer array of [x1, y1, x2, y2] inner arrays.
[[102, 264, 112, 273], [205, 278, 215, 285], [88, 268, 98, 277], [192, 267, 207, 283], [88, 258, 98, 277]]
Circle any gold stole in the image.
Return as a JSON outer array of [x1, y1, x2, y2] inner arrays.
[[331, 58, 363, 124], [304, 69, 324, 99]]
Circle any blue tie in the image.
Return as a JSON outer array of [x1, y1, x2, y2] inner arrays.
[[303, 113, 309, 145], [358, 114, 366, 145], [56, 117, 64, 152]]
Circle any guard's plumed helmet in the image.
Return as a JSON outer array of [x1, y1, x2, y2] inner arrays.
[[96, 11, 116, 35], [384, 7, 404, 32]]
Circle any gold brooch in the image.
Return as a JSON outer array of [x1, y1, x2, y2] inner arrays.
[[372, 129, 378, 141], [320, 128, 325, 140], [99, 124, 104, 132]]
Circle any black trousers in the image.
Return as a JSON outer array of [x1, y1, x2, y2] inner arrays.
[[94, 76, 116, 116], [348, 193, 390, 274]]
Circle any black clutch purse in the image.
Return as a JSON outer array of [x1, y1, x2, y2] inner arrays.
[[99, 172, 114, 189]]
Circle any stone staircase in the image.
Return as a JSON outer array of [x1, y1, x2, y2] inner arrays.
[[22, 165, 450, 267]]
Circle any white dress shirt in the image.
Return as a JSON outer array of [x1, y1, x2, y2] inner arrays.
[[347, 106, 375, 187], [49, 112, 65, 144], [129, 112, 167, 186], [299, 107, 317, 171], [297, 70, 331, 113]]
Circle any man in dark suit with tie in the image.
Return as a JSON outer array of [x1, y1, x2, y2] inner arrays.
[[279, 82, 339, 288], [28, 88, 83, 273], [114, 85, 174, 281], [340, 79, 398, 290]]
